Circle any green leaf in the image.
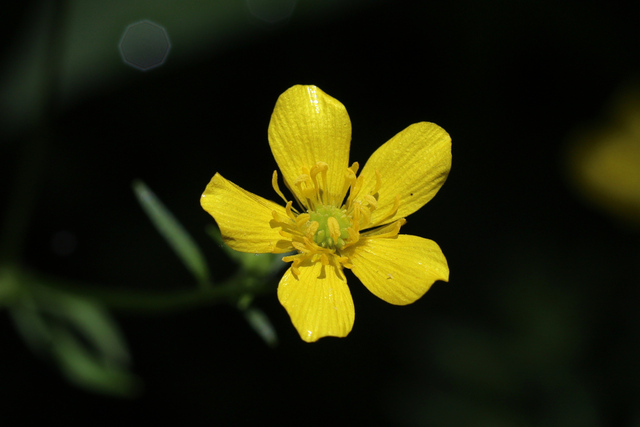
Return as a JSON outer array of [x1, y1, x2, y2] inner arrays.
[[243, 307, 278, 348], [9, 302, 53, 354], [0, 263, 21, 307], [39, 288, 131, 364], [133, 179, 210, 286], [10, 278, 140, 397], [51, 325, 141, 397]]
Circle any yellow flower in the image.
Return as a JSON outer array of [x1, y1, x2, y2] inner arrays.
[[565, 84, 640, 226], [201, 85, 451, 342]]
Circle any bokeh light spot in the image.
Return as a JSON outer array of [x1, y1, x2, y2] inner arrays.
[[119, 20, 171, 71], [565, 83, 640, 226]]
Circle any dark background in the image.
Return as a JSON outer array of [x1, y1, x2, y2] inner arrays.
[[2, 0, 639, 425]]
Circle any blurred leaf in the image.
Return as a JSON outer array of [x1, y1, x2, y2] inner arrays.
[[37, 286, 131, 364], [9, 301, 53, 354], [206, 224, 285, 277], [243, 306, 278, 347], [237, 293, 278, 346], [0, 1, 367, 136], [51, 325, 140, 397], [133, 179, 211, 286], [0, 263, 21, 307], [8, 267, 139, 397]]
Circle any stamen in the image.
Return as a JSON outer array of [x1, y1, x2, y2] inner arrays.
[[295, 213, 310, 228], [284, 255, 302, 276], [363, 194, 378, 210], [320, 253, 329, 265], [363, 218, 406, 239], [350, 162, 360, 176], [305, 221, 319, 238], [309, 162, 328, 203], [346, 227, 359, 245], [272, 170, 290, 206], [295, 167, 311, 185], [278, 230, 294, 239], [351, 205, 361, 230], [327, 216, 341, 244], [373, 170, 382, 196], [336, 255, 353, 269], [292, 241, 308, 253], [360, 205, 372, 228], [271, 210, 291, 224], [295, 166, 324, 209], [370, 194, 401, 227], [341, 162, 359, 203], [318, 163, 329, 201], [294, 173, 309, 194], [284, 201, 297, 220], [345, 174, 364, 210]]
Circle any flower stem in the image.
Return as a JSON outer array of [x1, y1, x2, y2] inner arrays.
[[31, 271, 277, 314]]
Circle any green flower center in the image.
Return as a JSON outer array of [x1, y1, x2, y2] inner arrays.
[[309, 205, 351, 249]]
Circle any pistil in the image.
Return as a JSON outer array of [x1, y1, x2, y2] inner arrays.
[[270, 161, 404, 276]]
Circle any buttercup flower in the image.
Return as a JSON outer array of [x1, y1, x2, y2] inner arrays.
[[565, 84, 640, 226], [201, 85, 451, 342]]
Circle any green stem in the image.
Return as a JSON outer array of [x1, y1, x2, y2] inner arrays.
[[30, 271, 277, 314], [0, 1, 69, 264]]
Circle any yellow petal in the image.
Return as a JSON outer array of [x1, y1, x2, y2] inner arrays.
[[344, 234, 449, 305], [268, 85, 351, 207], [359, 122, 451, 227], [201, 173, 293, 253], [277, 258, 354, 342]]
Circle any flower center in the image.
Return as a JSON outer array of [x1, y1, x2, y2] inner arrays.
[[270, 161, 404, 276], [308, 205, 351, 249]]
